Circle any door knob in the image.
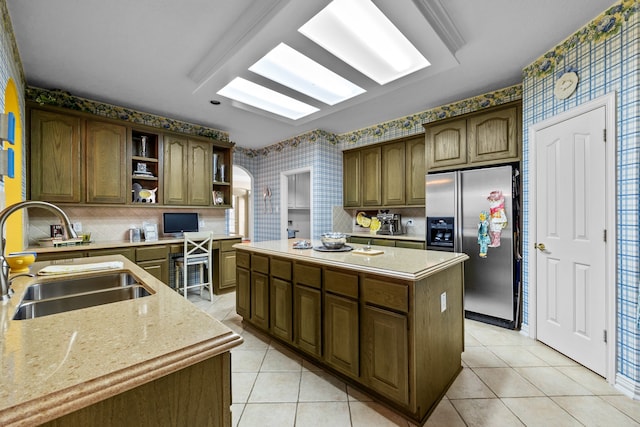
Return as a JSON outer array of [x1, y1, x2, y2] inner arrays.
[[534, 243, 546, 251]]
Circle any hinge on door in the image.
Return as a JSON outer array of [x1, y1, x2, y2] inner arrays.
[[604, 330, 608, 343], [603, 229, 607, 242], [603, 129, 607, 142]]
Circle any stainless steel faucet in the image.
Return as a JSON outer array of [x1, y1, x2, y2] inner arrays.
[[0, 201, 78, 301]]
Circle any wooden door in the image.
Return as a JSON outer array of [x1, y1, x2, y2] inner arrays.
[[405, 137, 425, 205], [271, 277, 293, 342], [468, 106, 519, 164], [382, 142, 405, 206], [163, 135, 188, 205], [294, 284, 322, 357], [86, 121, 127, 204], [187, 140, 211, 206], [235, 267, 250, 318], [425, 118, 467, 171], [219, 250, 237, 290], [30, 109, 82, 202], [343, 150, 361, 207], [324, 293, 359, 378], [535, 106, 607, 376], [361, 146, 381, 206], [362, 305, 409, 405], [251, 272, 269, 330]]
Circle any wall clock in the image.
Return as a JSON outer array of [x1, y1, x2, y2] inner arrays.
[[554, 71, 579, 100]]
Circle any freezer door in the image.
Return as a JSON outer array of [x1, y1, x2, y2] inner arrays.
[[460, 166, 514, 321], [425, 172, 458, 250]]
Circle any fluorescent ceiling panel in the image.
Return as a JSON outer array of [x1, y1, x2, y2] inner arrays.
[[299, 0, 430, 85], [249, 43, 365, 105], [217, 77, 319, 120]]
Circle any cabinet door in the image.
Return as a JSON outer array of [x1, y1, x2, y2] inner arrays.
[[343, 150, 361, 207], [324, 293, 359, 378], [468, 106, 519, 164], [382, 142, 405, 206], [219, 250, 237, 290], [137, 259, 169, 285], [30, 109, 82, 202], [187, 140, 211, 206], [236, 267, 250, 318], [86, 121, 127, 204], [362, 305, 409, 405], [361, 146, 382, 206], [405, 137, 425, 205], [270, 277, 293, 343], [294, 284, 322, 357], [163, 135, 188, 205], [251, 272, 269, 330], [425, 119, 467, 171], [294, 172, 310, 208]]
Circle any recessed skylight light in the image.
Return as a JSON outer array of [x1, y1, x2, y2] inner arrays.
[[298, 0, 430, 85], [217, 77, 319, 120], [249, 43, 365, 106]]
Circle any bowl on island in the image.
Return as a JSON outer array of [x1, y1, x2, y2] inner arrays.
[[320, 232, 347, 250], [6, 251, 37, 273]]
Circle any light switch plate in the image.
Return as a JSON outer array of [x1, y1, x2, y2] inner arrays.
[[73, 222, 82, 232], [440, 292, 447, 312]]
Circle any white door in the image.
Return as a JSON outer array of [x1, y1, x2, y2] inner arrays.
[[535, 106, 607, 376]]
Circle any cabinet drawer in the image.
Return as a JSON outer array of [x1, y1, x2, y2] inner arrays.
[[324, 269, 358, 299], [236, 251, 250, 269], [294, 263, 321, 289], [395, 240, 425, 250], [271, 257, 292, 280], [348, 236, 370, 245], [251, 254, 269, 274], [136, 245, 168, 262], [362, 276, 408, 313], [221, 239, 241, 252], [371, 238, 396, 247]]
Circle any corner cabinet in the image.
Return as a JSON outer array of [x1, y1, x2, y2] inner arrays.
[[425, 102, 521, 172], [343, 135, 425, 208], [28, 104, 234, 208]]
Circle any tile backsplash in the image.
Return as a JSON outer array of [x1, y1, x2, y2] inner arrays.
[[25, 206, 226, 246]]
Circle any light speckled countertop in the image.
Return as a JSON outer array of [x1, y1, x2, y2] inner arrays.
[[0, 255, 243, 426], [235, 240, 467, 281], [28, 234, 243, 254]]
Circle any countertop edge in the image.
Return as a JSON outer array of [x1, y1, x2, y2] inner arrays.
[[0, 332, 243, 427]]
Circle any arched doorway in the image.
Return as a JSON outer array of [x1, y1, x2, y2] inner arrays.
[[231, 165, 253, 242]]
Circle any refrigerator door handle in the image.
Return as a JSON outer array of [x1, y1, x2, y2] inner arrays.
[[454, 171, 463, 252]]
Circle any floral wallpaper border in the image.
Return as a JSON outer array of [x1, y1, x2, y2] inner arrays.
[[236, 84, 522, 158], [25, 86, 230, 142], [523, 0, 637, 79]]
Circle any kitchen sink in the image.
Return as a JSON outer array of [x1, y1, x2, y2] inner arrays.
[[22, 272, 140, 301], [13, 285, 152, 320]]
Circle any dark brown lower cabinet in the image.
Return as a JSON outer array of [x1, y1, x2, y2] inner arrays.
[[250, 272, 269, 330], [324, 292, 359, 379], [236, 267, 250, 318], [294, 284, 322, 357], [270, 277, 293, 342], [362, 305, 409, 405]]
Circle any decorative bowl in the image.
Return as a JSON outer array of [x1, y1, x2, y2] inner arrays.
[[6, 252, 37, 273], [320, 233, 347, 249]]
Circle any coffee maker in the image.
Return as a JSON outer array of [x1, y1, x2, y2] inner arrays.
[[377, 211, 403, 235]]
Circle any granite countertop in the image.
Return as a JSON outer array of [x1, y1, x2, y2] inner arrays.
[[346, 231, 426, 242], [234, 240, 467, 281], [0, 255, 243, 426], [28, 234, 243, 254]]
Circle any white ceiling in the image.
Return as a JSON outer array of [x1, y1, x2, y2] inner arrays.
[[7, 0, 615, 149]]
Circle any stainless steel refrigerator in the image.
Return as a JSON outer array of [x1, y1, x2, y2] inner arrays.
[[425, 165, 521, 328]]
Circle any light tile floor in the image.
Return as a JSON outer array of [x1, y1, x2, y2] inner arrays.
[[189, 292, 640, 426]]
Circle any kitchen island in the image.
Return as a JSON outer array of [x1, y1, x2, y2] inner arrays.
[[0, 255, 243, 426], [234, 240, 468, 425]]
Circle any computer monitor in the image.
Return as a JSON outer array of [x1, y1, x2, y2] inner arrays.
[[162, 212, 199, 237]]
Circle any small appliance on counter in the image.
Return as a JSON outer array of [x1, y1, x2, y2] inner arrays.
[[376, 211, 403, 235]]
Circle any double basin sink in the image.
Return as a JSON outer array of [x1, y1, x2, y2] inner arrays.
[[13, 272, 153, 320]]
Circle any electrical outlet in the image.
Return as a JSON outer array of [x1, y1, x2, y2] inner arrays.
[[199, 220, 205, 227], [440, 292, 447, 312], [73, 222, 82, 232]]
